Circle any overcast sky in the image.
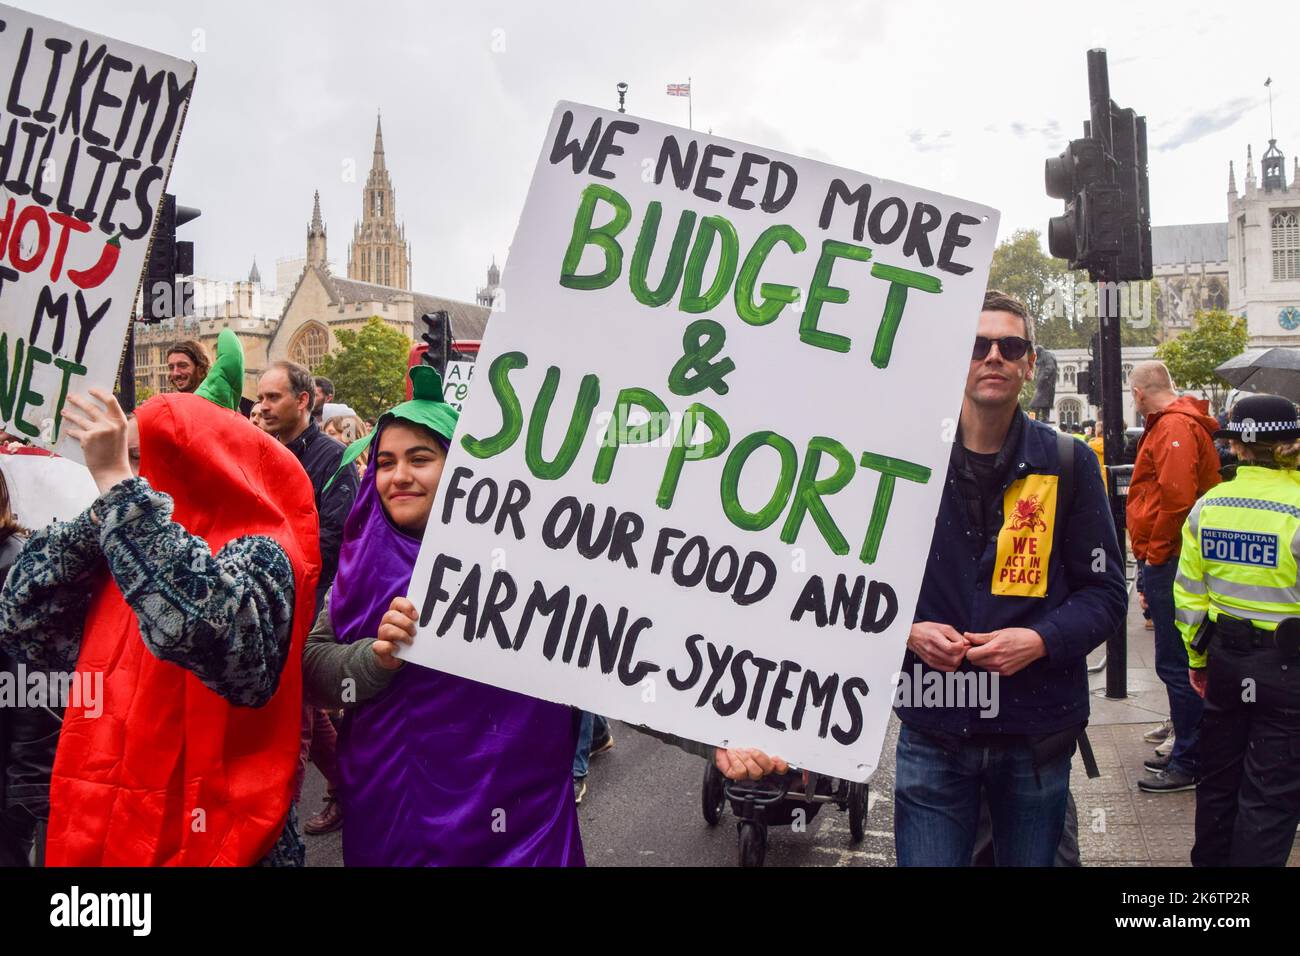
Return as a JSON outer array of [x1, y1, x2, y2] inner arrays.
[[32, 0, 1300, 301]]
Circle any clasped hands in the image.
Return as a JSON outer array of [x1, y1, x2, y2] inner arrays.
[[907, 621, 1046, 676]]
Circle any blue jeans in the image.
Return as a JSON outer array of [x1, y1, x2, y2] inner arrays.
[[572, 713, 609, 778], [894, 723, 1072, 866], [1143, 558, 1202, 776]]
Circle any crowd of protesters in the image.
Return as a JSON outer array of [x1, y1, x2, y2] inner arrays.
[[0, 294, 1297, 868]]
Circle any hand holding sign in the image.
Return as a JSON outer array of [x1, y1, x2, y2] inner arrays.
[[60, 389, 132, 495], [374, 596, 418, 670], [715, 746, 789, 782]]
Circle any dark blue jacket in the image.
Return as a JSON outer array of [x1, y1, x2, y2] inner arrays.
[[895, 412, 1127, 737], [286, 420, 358, 614]]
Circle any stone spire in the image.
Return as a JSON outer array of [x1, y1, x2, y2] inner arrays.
[[307, 190, 328, 268], [310, 190, 324, 234], [1245, 145, 1257, 189], [347, 113, 409, 289], [372, 111, 386, 172], [1228, 160, 1237, 195], [249, 259, 262, 285]]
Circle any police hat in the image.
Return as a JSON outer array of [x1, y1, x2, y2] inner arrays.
[[1214, 393, 1300, 443]]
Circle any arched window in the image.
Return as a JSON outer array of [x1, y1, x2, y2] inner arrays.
[[1272, 211, 1300, 280], [1207, 280, 1226, 311], [1059, 399, 1082, 428], [288, 321, 329, 370], [1064, 365, 1077, 387], [1122, 363, 1133, 385]]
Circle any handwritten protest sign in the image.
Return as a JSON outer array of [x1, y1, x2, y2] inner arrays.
[[0, 5, 195, 457], [404, 103, 999, 781], [443, 359, 474, 410]]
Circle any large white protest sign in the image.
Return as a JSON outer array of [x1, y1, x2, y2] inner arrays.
[[0, 5, 195, 457], [404, 102, 999, 781]]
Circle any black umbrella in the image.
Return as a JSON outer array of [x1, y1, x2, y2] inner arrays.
[[1215, 348, 1300, 403]]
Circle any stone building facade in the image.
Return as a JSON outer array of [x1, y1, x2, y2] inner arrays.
[[133, 263, 283, 398], [136, 116, 493, 402], [1045, 345, 1157, 429], [1152, 223, 1229, 337], [1227, 140, 1300, 346]]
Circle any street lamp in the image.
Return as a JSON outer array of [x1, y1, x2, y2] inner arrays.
[[616, 82, 628, 113]]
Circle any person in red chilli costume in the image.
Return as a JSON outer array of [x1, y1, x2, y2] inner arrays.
[[0, 331, 320, 865]]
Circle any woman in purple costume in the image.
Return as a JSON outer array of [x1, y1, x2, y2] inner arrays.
[[302, 365, 583, 866]]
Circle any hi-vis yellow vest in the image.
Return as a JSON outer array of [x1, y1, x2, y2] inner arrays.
[[1174, 465, 1300, 667]]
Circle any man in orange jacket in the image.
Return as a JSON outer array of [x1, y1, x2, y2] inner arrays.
[[1126, 360, 1221, 793]]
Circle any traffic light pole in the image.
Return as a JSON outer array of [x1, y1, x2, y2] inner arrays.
[[1085, 49, 1129, 699], [1097, 281, 1127, 699]]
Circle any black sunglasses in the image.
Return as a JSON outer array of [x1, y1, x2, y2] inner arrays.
[[972, 335, 1031, 362]]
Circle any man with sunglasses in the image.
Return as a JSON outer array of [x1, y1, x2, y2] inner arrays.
[[893, 290, 1127, 866]]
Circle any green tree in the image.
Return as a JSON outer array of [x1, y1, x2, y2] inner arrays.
[[988, 229, 1159, 350], [1154, 309, 1248, 413], [314, 316, 411, 421]]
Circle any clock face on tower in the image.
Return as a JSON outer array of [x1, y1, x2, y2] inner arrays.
[[1280, 306, 1300, 330]]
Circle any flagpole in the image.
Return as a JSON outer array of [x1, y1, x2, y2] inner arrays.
[[688, 75, 693, 131], [1267, 77, 1274, 140]]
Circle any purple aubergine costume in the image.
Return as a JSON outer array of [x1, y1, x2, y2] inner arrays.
[[327, 366, 584, 866]]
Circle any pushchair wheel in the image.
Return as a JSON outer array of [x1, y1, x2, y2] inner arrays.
[[848, 781, 869, 843], [701, 760, 726, 826], [738, 820, 767, 867]]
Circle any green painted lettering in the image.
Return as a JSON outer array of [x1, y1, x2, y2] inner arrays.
[[858, 451, 932, 563], [593, 387, 669, 484], [525, 367, 601, 480], [656, 402, 730, 509], [559, 183, 632, 291], [779, 436, 856, 554], [869, 262, 942, 369], [734, 223, 806, 326], [629, 201, 696, 307], [720, 430, 797, 531], [799, 239, 873, 353], [461, 351, 528, 459], [679, 214, 739, 314]]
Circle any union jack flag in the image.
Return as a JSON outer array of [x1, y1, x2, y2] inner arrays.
[[667, 82, 691, 97]]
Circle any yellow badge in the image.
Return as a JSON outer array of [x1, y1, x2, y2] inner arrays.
[[991, 475, 1058, 598]]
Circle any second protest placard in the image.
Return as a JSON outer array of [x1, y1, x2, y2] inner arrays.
[[404, 102, 1000, 781]]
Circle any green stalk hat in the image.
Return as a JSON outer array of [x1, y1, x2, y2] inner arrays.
[[195, 328, 245, 410], [324, 364, 459, 492]]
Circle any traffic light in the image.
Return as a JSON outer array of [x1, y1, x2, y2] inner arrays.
[[1045, 136, 1118, 267], [1110, 106, 1151, 282], [420, 310, 452, 372], [1081, 330, 1102, 405], [1044, 51, 1150, 283], [143, 193, 201, 321]]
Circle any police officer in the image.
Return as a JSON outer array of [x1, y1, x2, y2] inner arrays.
[[1174, 393, 1300, 866]]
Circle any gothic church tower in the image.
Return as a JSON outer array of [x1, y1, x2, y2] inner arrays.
[[347, 113, 412, 289]]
